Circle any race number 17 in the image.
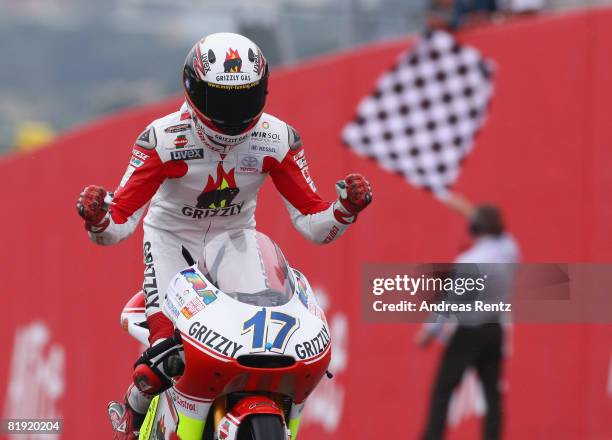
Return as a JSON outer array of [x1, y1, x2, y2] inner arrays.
[[242, 308, 299, 354]]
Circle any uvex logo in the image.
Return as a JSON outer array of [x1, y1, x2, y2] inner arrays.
[[171, 148, 204, 161]]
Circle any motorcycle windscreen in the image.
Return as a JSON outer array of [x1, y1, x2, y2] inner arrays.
[[201, 230, 296, 307]]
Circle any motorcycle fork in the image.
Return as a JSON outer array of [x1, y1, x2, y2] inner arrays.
[[212, 396, 228, 431]]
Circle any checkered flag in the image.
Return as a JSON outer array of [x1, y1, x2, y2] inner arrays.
[[342, 30, 494, 197]]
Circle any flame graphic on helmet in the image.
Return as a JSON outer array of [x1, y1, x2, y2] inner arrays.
[[226, 48, 239, 60], [199, 162, 238, 209], [223, 48, 242, 73]]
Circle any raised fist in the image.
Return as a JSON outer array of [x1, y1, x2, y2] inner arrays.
[[77, 185, 111, 232], [335, 173, 372, 215]]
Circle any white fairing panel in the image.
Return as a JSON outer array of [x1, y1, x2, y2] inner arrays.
[[121, 305, 150, 346], [162, 263, 329, 364]]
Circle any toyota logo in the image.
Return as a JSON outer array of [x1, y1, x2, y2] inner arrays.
[[241, 156, 259, 167]]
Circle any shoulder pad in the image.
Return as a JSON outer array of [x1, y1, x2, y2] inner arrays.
[[135, 126, 157, 150], [287, 124, 303, 150]]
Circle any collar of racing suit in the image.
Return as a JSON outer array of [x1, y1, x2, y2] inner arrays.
[[181, 102, 253, 154]]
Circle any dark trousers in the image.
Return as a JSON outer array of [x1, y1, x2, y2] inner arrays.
[[422, 323, 503, 440]]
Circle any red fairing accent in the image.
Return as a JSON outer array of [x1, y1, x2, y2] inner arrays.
[[123, 290, 146, 311], [146, 312, 174, 345], [229, 396, 284, 422], [111, 145, 188, 224], [266, 148, 331, 215]]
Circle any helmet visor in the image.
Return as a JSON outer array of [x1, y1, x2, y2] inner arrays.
[[185, 73, 268, 134]]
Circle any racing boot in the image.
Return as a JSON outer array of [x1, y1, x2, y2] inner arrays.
[[107, 400, 145, 440]]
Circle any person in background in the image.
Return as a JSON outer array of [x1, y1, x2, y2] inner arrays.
[[416, 192, 520, 440], [426, 0, 499, 31], [426, 0, 545, 32]]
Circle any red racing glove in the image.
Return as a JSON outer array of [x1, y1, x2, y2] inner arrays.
[[133, 334, 184, 395], [76, 185, 111, 232], [335, 173, 373, 215]]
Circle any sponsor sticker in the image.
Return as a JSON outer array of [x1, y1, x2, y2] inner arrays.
[[174, 135, 189, 148], [293, 149, 316, 191], [193, 45, 212, 79], [181, 202, 245, 219], [170, 389, 199, 416], [250, 47, 265, 76], [174, 289, 191, 307], [164, 123, 190, 134], [251, 130, 281, 144], [220, 420, 230, 439], [224, 48, 242, 73], [215, 73, 252, 83], [171, 148, 204, 161], [182, 162, 243, 218], [132, 149, 149, 161], [180, 299, 204, 319], [187, 321, 244, 358], [165, 300, 181, 320], [237, 154, 262, 173], [130, 157, 144, 168], [249, 144, 278, 154], [213, 48, 254, 83], [181, 269, 218, 305], [143, 241, 160, 310], [294, 325, 331, 360]]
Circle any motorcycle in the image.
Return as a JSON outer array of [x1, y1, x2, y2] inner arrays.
[[119, 231, 332, 440]]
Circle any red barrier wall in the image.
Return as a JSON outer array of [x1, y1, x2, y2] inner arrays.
[[1, 8, 612, 440]]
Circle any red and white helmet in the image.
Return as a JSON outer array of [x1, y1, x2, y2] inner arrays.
[[183, 33, 269, 148]]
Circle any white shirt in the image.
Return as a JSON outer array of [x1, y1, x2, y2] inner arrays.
[[455, 234, 521, 264]]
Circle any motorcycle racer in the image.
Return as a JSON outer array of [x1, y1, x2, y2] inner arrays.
[[77, 33, 372, 439]]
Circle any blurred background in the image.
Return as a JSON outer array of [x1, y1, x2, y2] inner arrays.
[[2, 1, 612, 439], [1, 0, 612, 155]]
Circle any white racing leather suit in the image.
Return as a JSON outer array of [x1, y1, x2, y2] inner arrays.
[[90, 103, 355, 337]]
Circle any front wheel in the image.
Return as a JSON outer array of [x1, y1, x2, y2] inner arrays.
[[237, 414, 286, 440]]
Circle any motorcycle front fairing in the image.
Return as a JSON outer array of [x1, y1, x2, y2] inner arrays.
[[131, 237, 330, 439]]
